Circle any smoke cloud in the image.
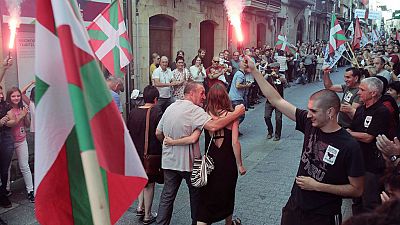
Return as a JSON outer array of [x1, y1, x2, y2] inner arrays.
[[224, 0, 244, 42]]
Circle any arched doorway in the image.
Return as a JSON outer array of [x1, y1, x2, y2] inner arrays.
[[200, 20, 216, 68], [296, 19, 304, 44], [257, 23, 266, 48], [149, 15, 174, 63]]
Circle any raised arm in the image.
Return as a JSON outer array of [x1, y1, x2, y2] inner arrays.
[[0, 57, 13, 83], [246, 55, 297, 121], [322, 69, 343, 92], [295, 175, 364, 197], [163, 129, 202, 146], [21, 81, 35, 105], [203, 105, 245, 132]]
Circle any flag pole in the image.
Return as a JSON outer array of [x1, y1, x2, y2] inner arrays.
[[80, 151, 111, 225], [345, 42, 360, 68]]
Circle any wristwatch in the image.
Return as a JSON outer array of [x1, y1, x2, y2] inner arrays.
[[390, 155, 400, 162]]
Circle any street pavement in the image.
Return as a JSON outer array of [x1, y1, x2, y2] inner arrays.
[[1, 66, 353, 225]]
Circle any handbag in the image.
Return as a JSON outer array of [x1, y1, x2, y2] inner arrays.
[[143, 106, 163, 182], [191, 134, 215, 188]]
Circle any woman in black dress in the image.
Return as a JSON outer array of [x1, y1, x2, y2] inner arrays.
[[128, 85, 162, 225], [164, 83, 246, 225]]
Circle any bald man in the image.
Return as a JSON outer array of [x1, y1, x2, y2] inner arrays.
[[246, 55, 365, 225]]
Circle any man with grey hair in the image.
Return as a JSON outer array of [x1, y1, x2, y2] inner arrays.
[[107, 76, 123, 113], [152, 56, 182, 112], [348, 77, 391, 214]]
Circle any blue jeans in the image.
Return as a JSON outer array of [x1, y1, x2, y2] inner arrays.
[[231, 100, 245, 124], [0, 130, 14, 195], [156, 169, 200, 225]]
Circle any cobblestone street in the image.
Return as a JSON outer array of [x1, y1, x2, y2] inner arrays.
[[1, 66, 353, 225]]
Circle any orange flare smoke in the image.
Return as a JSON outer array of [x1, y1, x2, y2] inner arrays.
[[224, 0, 244, 42], [8, 18, 18, 49]]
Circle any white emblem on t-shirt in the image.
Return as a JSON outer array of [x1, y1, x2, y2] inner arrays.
[[364, 116, 372, 128], [323, 145, 339, 165], [343, 92, 353, 102]]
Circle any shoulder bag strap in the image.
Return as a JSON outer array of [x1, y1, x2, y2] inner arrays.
[[144, 105, 154, 156], [205, 133, 214, 156]]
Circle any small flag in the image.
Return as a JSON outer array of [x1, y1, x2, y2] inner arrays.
[[328, 14, 346, 55], [275, 34, 296, 54], [87, 0, 132, 77], [352, 18, 362, 50], [35, 0, 147, 224]]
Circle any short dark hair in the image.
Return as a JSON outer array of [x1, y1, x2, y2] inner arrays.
[[175, 56, 185, 63], [388, 81, 400, 94], [310, 89, 340, 113], [198, 48, 205, 54], [143, 85, 159, 103], [345, 67, 361, 82]]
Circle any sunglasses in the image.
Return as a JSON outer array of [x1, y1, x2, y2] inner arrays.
[[213, 60, 219, 63]]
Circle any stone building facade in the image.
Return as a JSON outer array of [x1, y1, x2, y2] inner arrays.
[[131, 0, 280, 89]]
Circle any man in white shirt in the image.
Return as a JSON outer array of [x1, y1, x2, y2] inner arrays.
[[152, 56, 182, 112], [155, 82, 245, 225]]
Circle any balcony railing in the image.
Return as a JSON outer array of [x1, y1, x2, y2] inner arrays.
[[288, 0, 315, 6], [243, 0, 281, 13]]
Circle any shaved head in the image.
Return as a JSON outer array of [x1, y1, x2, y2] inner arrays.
[[310, 89, 340, 113]]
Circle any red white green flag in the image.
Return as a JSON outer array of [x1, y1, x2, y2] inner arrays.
[[87, 0, 132, 77], [34, 0, 147, 224], [328, 14, 346, 55], [275, 34, 296, 54]]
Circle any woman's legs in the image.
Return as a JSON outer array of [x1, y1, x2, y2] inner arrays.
[[137, 190, 144, 213], [14, 141, 33, 193], [143, 182, 156, 220]]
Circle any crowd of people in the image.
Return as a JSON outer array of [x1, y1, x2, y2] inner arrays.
[[2, 32, 400, 225], [126, 35, 400, 225], [0, 57, 35, 225]]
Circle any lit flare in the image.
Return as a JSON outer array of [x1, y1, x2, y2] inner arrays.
[[8, 18, 18, 49], [224, 0, 244, 42]]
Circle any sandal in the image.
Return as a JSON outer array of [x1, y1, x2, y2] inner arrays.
[[136, 208, 144, 217], [143, 212, 157, 225], [232, 218, 241, 225]]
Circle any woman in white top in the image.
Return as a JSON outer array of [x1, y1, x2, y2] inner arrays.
[[190, 56, 206, 83]]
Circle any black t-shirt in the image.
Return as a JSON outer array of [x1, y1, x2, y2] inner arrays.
[[350, 99, 390, 173], [291, 109, 365, 215], [265, 72, 284, 98], [127, 106, 163, 161], [0, 100, 11, 132]]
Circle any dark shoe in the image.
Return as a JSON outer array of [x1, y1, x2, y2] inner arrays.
[[238, 132, 243, 136], [0, 196, 12, 208], [143, 212, 157, 225], [267, 133, 273, 139], [0, 217, 7, 225], [248, 106, 254, 109], [28, 191, 35, 203], [273, 136, 280, 141], [232, 218, 241, 225]]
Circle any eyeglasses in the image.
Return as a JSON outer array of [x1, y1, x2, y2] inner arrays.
[[213, 60, 219, 63]]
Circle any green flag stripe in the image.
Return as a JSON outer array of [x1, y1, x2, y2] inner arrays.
[[119, 37, 132, 54], [66, 127, 93, 225], [80, 60, 113, 117], [112, 47, 123, 78], [35, 75, 50, 106], [88, 29, 109, 41], [67, 84, 95, 151], [109, 1, 119, 29]]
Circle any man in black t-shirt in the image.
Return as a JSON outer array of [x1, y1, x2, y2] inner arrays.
[[247, 56, 365, 225], [348, 77, 390, 214]]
